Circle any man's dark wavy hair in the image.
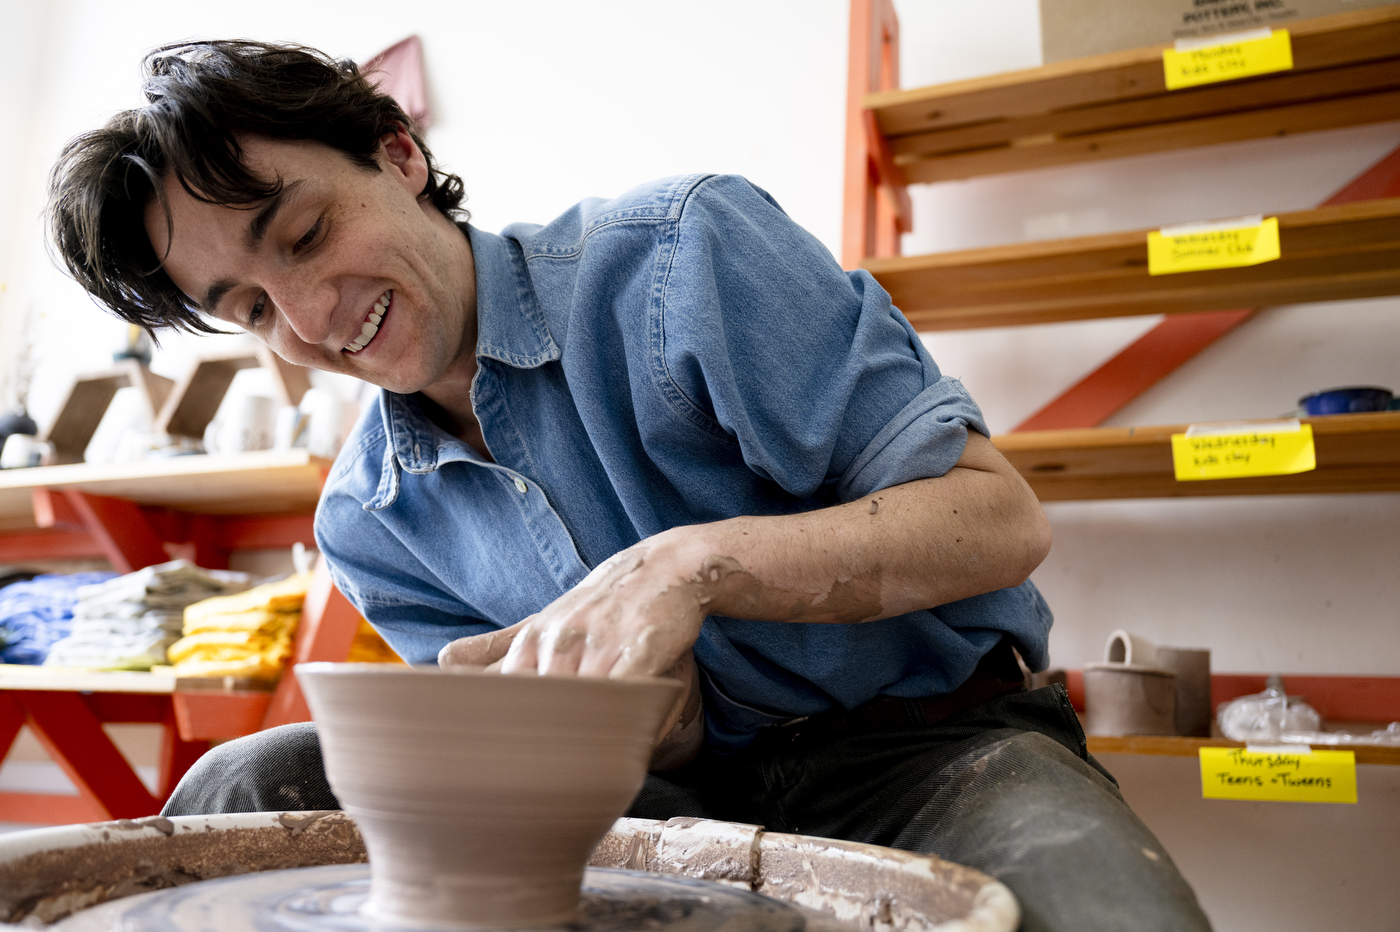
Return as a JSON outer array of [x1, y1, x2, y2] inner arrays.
[[48, 39, 466, 337]]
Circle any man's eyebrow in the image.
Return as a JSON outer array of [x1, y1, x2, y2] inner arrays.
[[204, 278, 236, 313], [243, 179, 307, 252]]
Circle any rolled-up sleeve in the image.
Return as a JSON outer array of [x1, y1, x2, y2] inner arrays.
[[655, 175, 988, 501]]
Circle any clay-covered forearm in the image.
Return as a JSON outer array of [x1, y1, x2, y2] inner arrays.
[[659, 432, 1051, 625]]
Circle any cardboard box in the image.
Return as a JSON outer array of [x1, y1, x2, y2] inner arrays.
[[1040, 0, 1399, 62]]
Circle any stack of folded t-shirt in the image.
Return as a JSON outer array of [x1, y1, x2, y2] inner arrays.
[[162, 573, 311, 682], [0, 572, 118, 664], [43, 561, 251, 671]]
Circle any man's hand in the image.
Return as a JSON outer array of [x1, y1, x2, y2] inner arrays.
[[437, 556, 708, 769], [495, 543, 710, 677], [434, 536, 710, 683]]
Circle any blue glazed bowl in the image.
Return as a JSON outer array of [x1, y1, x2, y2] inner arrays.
[[1298, 386, 1394, 416]]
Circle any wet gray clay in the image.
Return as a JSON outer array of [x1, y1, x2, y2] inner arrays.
[[1082, 663, 1177, 736], [1157, 647, 1212, 737], [295, 663, 680, 929]]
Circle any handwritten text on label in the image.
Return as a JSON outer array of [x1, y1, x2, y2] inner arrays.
[[1163, 28, 1293, 90], [1200, 747, 1357, 803], [1171, 421, 1315, 481], [1148, 216, 1280, 276]]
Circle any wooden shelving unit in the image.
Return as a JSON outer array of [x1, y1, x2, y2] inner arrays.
[[865, 7, 1400, 184], [868, 197, 1400, 330], [844, 2, 1400, 764], [1087, 735, 1400, 767], [0, 453, 359, 823], [992, 411, 1400, 501], [0, 450, 331, 531]]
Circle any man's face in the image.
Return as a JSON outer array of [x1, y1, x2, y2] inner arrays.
[[145, 131, 475, 395]]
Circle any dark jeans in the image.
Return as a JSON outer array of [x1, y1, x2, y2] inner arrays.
[[164, 685, 1211, 932]]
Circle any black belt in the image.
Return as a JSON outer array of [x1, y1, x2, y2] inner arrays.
[[778, 637, 1027, 740]]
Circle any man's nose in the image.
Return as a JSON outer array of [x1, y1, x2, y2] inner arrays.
[[268, 273, 338, 345]]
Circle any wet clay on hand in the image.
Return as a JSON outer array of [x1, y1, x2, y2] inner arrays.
[[295, 663, 680, 929]]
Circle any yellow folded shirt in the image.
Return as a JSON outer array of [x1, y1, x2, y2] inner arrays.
[[167, 630, 274, 664], [167, 656, 277, 680], [184, 573, 311, 626], [182, 609, 300, 637]]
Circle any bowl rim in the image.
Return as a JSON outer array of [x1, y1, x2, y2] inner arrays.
[[294, 661, 683, 693]]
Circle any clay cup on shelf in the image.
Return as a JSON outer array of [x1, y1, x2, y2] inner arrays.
[[295, 663, 681, 929], [1083, 663, 1177, 736], [1156, 646, 1212, 737]]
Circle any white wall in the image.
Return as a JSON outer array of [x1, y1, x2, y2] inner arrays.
[[1, 2, 1397, 927]]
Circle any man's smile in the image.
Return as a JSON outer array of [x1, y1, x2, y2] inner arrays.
[[345, 289, 392, 353]]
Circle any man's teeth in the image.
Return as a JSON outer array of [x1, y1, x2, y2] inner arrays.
[[347, 291, 391, 352]]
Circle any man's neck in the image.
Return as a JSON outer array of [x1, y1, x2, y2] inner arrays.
[[417, 221, 492, 460]]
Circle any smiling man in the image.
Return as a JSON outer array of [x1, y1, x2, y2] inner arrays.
[[48, 41, 1210, 932]]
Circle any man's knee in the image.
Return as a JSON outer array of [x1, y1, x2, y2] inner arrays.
[[163, 722, 338, 816]]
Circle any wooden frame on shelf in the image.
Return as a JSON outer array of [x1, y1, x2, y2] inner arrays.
[[156, 346, 311, 441], [993, 411, 1400, 501], [864, 197, 1400, 330], [39, 360, 174, 466], [865, 7, 1400, 184]]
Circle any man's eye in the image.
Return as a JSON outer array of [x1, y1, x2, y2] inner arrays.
[[295, 218, 323, 251], [249, 293, 267, 325]]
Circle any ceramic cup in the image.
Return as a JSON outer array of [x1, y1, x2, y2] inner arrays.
[[1157, 646, 1212, 737], [295, 663, 681, 929], [1083, 663, 1177, 736]]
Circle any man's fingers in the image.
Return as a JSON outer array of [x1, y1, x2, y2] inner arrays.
[[437, 619, 530, 668], [499, 620, 542, 673], [537, 623, 587, 675]]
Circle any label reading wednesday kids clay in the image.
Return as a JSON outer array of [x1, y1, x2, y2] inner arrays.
[[1170, 420, 1315, 481], [1200, 747, 1357, 803], [1148, 215, 1280, 275], [1163, 28, 1293, 90]]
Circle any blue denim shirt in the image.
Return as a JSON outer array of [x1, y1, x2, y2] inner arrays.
[[315, 174, 1052, 752]]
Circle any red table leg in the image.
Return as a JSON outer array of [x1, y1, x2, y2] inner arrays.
[[158, 705, 209, 800], [16, 691, 161, 819], [0, 693, 23, 760], [262, 557, 362, 729]]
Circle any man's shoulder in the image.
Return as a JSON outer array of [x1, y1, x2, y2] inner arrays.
[[503, 174, 776, 257]]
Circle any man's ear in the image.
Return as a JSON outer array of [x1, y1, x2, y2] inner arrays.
[[379, 125, 429, 197]]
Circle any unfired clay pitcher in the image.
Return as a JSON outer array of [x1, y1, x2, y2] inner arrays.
[[296, 663, 681, 929]]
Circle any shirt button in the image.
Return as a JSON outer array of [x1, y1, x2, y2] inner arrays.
[[513, 477, 528, 494]]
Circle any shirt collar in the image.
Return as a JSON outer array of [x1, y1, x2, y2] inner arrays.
[[466, 223, 561, 369], [376, 223, 560, 481]]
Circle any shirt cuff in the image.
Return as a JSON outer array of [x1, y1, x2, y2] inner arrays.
[[836, 377, 989, 502]]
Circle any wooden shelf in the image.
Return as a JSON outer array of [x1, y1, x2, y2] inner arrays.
[[0, 450, 330, 530], [1087, 734, 1400, 766], [863, 197, 1400, 330], [0, 667, 267, 694], [992, 411, 1400, 500], [866, 7, 1400, 184]]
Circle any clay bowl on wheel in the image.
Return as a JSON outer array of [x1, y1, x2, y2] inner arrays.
[[295, 662, 681, 930]]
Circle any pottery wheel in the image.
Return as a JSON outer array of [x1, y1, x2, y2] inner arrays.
[[55, 864, 851, 932]]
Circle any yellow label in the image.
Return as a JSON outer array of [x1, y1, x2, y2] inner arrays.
[[1163, 28, 1293, 89], [1200, 747, 1357, 803], [1171, 422, 1315, 481], [1148, 216, 1279, 275]]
